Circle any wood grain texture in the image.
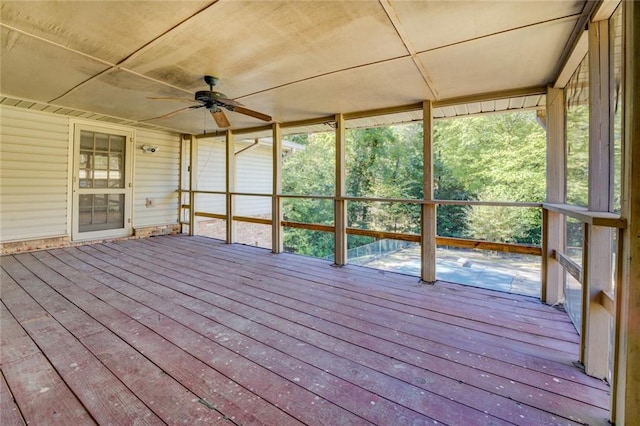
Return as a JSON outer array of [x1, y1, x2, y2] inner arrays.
[[1, 235, 610, 425]]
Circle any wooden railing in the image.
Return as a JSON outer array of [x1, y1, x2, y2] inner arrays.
[[542, 202, 626, 380], [180, 190, 543, 258]]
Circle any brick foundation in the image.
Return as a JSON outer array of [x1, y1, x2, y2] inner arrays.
[[1, 224, 181, 255]]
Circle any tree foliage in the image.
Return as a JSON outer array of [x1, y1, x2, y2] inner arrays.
[[281, 111, 547, 257]]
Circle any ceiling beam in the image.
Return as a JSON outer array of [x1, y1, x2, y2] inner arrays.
[[551, 0, 599, 88], [378, 0, 438, 100], [432, 86, 547, 108]]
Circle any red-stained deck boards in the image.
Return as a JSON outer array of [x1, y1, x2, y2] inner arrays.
[[1, 235, 610, 426]]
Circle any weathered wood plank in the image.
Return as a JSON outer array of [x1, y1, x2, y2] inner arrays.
[[0, 370, 24, 426], [10, 253, 235, 425], [152, 237, 579, 351], [0, 300, 92, 426], [87, 239, 608, 423], [1, 236, 610, 425], [28, 251, 304, 426], [51, 247, 453, 425], [1, 260, 163, 426]]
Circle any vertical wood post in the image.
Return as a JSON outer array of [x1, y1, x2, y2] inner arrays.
[[188, 134, 196, 236], [583, 19, 613, 379], [615, 1, 640, 422], [334, 113, 347, 266], [421, 100, 436, 283], [272, 123, 283, 253], [543, 87, 566, 304], [225, 129, 235, 244]]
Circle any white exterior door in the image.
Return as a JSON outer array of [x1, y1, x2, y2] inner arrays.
[[72, 124, 133, 241]]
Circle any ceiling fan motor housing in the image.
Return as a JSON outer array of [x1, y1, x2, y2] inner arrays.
[[195, 90, 227, 104]]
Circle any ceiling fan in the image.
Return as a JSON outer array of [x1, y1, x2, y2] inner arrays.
[[144, 75, 272, 128]]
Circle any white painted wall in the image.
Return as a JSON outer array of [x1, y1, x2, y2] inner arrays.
[[0, 104, 181, 243]]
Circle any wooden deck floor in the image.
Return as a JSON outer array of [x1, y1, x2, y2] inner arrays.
[[1, 235, 609, 425]]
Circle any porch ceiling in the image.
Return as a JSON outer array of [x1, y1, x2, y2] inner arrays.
[[1, 1, 586, 134]]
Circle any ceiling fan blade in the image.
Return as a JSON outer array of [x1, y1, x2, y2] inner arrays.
[[140, 105, 203, 122], [232, 105, 272, 122], [211, 109, 231, 128], [148, 96, 199, 104]]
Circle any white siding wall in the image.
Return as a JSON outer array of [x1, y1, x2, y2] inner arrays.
[[195, 137, 226, 215], [191, 140, 272, 217], [133, 129, 180, 227], [0, 106, 70, 241], [0, 105, 181, 243], [235, 144, 272, 216]]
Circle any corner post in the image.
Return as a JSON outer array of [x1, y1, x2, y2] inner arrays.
[[225, 129, 235, 244], [334, 113, 347, 266], [188, 134, 197, 236], [543, 86, 566, 304], [272, 123, 283, 253], [615, 1, 640, 422], [421, 100, 436, 283], [583, 18, 613, 379]]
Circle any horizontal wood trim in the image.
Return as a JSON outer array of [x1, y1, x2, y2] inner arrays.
[[437, 200, 542, 208], [232, 125, 274, 135], [194, 131, 226, 139], [346, 227, 421, 242], [230, 192, 271, 198], [188, 192, 543, 209], [596, 290, 615, 317], [280, 115, 337, 129], [281, 221, 335, 233], [233, 215, 272, 225], [437, 237, 542, 256], [544, 203, 627, 228], [343, 103, 423, 121], [342, 196, 423, 204], [194, 212, 226, 220], [278, 194, 336, 200], [433, 86, 547, 109], [190, 190, 226, 195], [553, 249, 582, 283]]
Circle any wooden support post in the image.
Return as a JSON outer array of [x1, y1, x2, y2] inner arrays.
[[582, 19, 613, 379], [334, 113, 347, 266], [272, 123, 283, 253], [421, 100, 436, 283], [225, 129, 235, 244], [543, 87, 566, 304], [188, 135, 196, 236], [614, 1, 640, 423]]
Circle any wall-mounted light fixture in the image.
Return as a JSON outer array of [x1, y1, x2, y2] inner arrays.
[[141, 145, 159, 153]]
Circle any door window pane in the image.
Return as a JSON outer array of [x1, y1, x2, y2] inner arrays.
[[78, 131, 126, 189], [79, 194, 125, 232]]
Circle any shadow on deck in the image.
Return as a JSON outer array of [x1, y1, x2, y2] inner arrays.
[[1, 235, 609, 425]]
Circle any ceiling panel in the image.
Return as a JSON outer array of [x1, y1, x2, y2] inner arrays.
[[418, 19, 576, 99], [54, 68, 272, 134], [0, 1, 212, 64], [124, 0, 409, 97], [0, 27, 111, 101], [390, 0, 584, 53], [0, 1, 575, 133], [239, 57, 429, 123]]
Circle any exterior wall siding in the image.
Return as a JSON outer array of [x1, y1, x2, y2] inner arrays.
[[235, 144, 272, 216], [133, 129, 181, 228], [0, 106, 70, 241], [0, 105, 181, 248]]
